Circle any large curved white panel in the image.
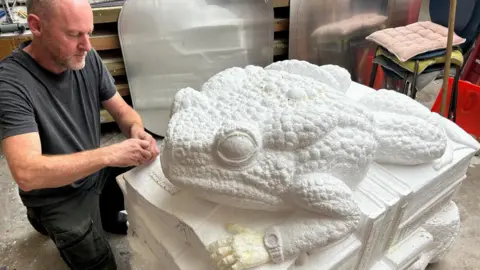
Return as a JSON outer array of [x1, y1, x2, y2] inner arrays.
[[118, 0, 274, 137]]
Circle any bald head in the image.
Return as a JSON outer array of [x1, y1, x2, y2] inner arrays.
[[25, 0, 93, 72], [26, 0, 55, 19], [27, 0, 91, 20]]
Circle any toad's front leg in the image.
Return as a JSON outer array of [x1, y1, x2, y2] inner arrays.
[[264, 173, 360, 264], [206, 173, 360, 270]]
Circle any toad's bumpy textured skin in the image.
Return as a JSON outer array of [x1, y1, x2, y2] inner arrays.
[[358, 89, 447, 165], [160, 60, 454, 270]]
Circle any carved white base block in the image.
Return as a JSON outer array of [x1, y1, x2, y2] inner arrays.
[[117, 138, 473, 270]]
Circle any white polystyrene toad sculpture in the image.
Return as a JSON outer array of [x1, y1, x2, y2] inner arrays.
[[160, 60, 478, 270]]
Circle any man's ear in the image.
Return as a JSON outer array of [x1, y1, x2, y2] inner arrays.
[[27, 14, 42, 37]]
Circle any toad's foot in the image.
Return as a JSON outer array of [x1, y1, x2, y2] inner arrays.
[[262, 173, 360, 263], [207, 224, 271, 270]]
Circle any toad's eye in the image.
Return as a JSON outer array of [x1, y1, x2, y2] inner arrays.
[[217, 132, 256, 162], [214, 122, 261, 169]]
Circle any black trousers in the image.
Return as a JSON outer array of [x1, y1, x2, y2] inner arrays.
[[25, 167, 132, 270]]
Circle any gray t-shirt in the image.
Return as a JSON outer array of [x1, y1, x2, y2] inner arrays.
[[0, 41, 117, 207]]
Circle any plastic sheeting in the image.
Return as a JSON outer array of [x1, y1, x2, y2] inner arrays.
[[119, 0, 274, 137], [288, 0, 395, 81]]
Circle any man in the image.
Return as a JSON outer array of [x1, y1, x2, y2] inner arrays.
[[0, 0, 159, 269]]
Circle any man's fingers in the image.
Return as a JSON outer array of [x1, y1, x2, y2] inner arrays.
[[148, 146, 157, 160], [140, 149, 152, 160], [138, 139, 150, 149], [146, 138, 159, 157], [134, 130, 148, 140], [132, 135, 158, 161], [149, 141, 160, 156]]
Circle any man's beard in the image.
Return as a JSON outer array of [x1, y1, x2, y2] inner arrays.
[[42, 40, 87, 71], [57, 53, 87, 70]]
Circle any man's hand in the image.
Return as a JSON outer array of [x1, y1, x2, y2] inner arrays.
[[101, 94, 159, 160], [130, 125, 160, 161], [105, 139, 153, 167]]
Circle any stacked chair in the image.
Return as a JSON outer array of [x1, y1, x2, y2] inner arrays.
[[367, 0, 480, 122]]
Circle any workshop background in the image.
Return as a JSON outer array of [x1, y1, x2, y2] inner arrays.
[[1, 0, 479, 269]]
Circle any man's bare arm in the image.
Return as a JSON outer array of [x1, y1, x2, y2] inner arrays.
[[2, 132, 152, 192], [103, 93, 159, 158], [103, 93, 144, 138]]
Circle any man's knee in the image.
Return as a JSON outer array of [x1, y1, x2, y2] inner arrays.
[[26, 208, 48, 236], [49, 218, 117, 270]]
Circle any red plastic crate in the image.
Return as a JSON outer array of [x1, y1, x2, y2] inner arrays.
[[432, 78, 480, 139]]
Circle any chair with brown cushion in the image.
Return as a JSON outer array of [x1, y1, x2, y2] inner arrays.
[[367, 0, 480, 122]]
